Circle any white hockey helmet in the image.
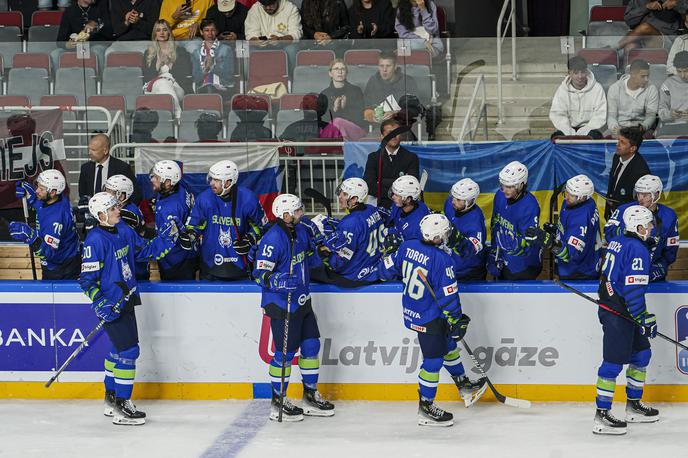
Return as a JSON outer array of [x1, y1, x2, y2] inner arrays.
[[634, 174, 662, 204], [565, 174, 594, 201], [420, 213, 452, 244], [150, 160, 181, 186], [104, 174, 134, 202], [623, 205, 654, 239], [450, 178, 480, 209], [272, 194, 303, 219], [499, 161, 528, 188], [207, 160, 239, 194], [36, 169, 66, 195], [88, 191, 120, 226], [337, 177, 368, 203], [389, 175, 421, 201]]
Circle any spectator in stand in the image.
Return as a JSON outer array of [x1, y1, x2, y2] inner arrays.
[[281, 93, 329, 143], [39, 0, 70, 12], [549, 56, 607, 140], [667, 15, 688, 75], [348, 0, 395, 39], [605, 126, 651, 219], [320, 59, 367, 140], [620, 0, 688, 52], [111, 0, 161, 41], [204, 0, 249, 40], [363, 51, 418, 124], [658, 51, 688, 126], [192, 19, 235, 96], [159, 0, 215, 52], [52, 0, 113, 72], [245, 0, 303, 71], [606, 59, 659, 138], [300, 0, 351, 46], [196, 112, 224, 141], [143, 20, 193, 118], [130, 108, 160, 142], [230, 96, 273, 141], [395, 0, 443, 57]]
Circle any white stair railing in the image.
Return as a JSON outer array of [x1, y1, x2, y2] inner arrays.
[[497, 0, 518, 125], [458, 74, 488, 143]]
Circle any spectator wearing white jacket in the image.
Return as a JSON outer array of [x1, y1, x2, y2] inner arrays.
[[667, 34, 688, 76], [606, 59, 659, 137], [658, 51, 688, 124], [550, 56, 607, 140], [245, 0, 303, 72]]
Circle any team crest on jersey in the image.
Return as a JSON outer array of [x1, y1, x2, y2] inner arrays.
[[218, 227, 233, 247], [121, 260, 133, 282]]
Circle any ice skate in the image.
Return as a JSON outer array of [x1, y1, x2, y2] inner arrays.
[[270, 393, 304, 422], [592, 409, 626, 435], [112, 398, 146, 426], [453, 375, 488, 407], [302, 389, 335, 417], [103, 390, 116, 417], [626, 400, 659, 423], [418, 398, 453, 427]]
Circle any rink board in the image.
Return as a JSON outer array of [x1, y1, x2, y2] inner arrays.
[[1, 281, 688, 401]]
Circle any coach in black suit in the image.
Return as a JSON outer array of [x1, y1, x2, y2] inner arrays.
[[78, 133, 141, 204], [605, 126, 651, 220]]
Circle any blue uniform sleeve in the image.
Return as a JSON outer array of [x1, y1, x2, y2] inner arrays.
[[252, 232, 285, 291], [244, 190, 269, 238], [377, 249, 401, 281], [35, 206, 71, 264], [306, 229, 323, 270], [658, 210, 680, 267], [604, 206, 624, 243], [432, 254, 462, 321], [621, 244, 651, 318], [185, 192, 207, 234], [324, 218, 358, 271], [79, 235, 107, 309], [557, 205, 599, 265]]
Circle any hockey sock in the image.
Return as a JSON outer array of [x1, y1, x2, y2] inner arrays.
[[299, 338, 320, 391], [596, 360, 622, 409], [418, 357, 443, 401], [114, 345, 139, 400], [626, 349, 651, 400], [104, 349, 117, 392], [270, 351, 295, 395], [442, 347, 466, 377]]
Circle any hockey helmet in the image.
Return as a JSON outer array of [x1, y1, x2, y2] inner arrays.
[[633, 174, 662, 204], [207, 160, 239, 193], [104, 174, 134, 202], [499, 161, 528, 188], [450, 178, 480, 209], [150, 160, 181, 186], [565, 174, 594, 201], [272, 194, 303, 219], [36, 169, 66, 195], [337, 177, 368, 203], [420, 213, 452, 244], [89, 192, 120, 226], [389, 175, 421, 202], [622, 205, 654, 240]]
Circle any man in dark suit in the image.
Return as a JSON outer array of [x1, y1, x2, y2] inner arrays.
[[79, 133, 141, 204], [363, 118, 420, 209], [605, 126, 651, 219]]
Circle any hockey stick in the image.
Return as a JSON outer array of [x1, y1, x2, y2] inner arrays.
[[555, 280, 688, 351], [419, 169, 428, 191], [303, 187, 332, 218], [22, 196, 37, 280], [417, 270, 531, 408], [278, 235, 294, 422], [45, 320, 104, 388]]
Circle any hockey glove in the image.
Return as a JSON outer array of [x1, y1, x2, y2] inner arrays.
[[179, 229, 198, 251], [312, 214, 339, 236], [375, 206, 391, 222], [323, 231, 347, 252], [486, 247, 503, 279], [9, 221, 38, 245], [543, 222, 557, 236], [15, 181, 37, 205], [650, 262, 667, 282], [233, 232, 258, 256], [525, 226, 553, 249], [636, 312, 657, 338], [120, 208, 144, 233], [268, 273, 300, 292], [449, 314, 471, 341], [382, 231, 403, 254], [247, 244, 259, 264], [93, 299, 121, 322], [446, 227, 466, 250], [159, 219, 179, 244]]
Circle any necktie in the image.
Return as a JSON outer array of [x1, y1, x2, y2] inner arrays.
[[95, 164, 103, 194], [612, 160, 623, 192]]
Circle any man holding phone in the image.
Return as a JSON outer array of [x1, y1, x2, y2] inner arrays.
[[204, 0, 248, 40]]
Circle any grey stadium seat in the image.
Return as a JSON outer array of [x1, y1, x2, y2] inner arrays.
[[0, 26, 23, 71], [346, 65, 378, 91], [27, 25, 60, 54], [8, 68, 50, 105], [292, 66, 331, 94], [585, 21, 629, 49], [589, 64, 618, 92], [102, 67, 144, 111], [54, 67, 98, 104], [178, 109, 222, 142]]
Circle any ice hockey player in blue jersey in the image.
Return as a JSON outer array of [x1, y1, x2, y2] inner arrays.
[[488, 161, 542, 280], [604, 175, 679, 282], [382, 175, 431, 253], [307, 178, 385, 287], [443, 178, 487, 281], [252, 194, 335, 421], [378, 213, 487, 426], [80, 192, 178, 425], [184, 160, 268, 281], [10, 169, 80, 279], [526, 175, 601, 280], [104, 175, 150, 281], [149, 160, 197, 280], [593, 205, 659, 435]]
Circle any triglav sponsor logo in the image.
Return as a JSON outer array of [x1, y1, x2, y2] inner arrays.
[[675, 305, 688, 375]]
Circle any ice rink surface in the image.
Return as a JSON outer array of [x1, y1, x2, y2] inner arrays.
[[1, 400, 686, 458]]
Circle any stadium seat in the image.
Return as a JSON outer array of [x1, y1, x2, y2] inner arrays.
[[344, 49, 381, 90], [87, 95, 127, 131], [589, 6, 625, 22], [276, 94, 318, 138], [577, 48, 618, 66], [227, 94, 272, 141], [292, 50, 335, 94], [397, 50, 432, 67], [8, 67, 50, 105], [649, 63, 668, 89], [296, 49, 335, 67], [40, 95, 81, 150], [59, 51, 98, 72], [106, 51, 144, 69], [182, 94, 223, 113], [0, 11, 23, 28], [40, 95, 78, 107], [12, 53, 51, 75], [588, 64, 618, 92], [247, 50, 289, 91], [178, 110, 223, 142], [54, 67, 97, 104], [134, 94, 177, 141], [0, 95, 30, 107], [101, 66, 144, 110], [584, 21, 629, 49], [626, 48, 668, 66], [0, 26, 23, 70], [436, 5, 449, 38], [26, 25, 60, 54], [30, 10, 63, 26]]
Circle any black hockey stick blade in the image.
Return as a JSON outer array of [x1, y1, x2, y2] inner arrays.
[[303, 187, 332, 217]]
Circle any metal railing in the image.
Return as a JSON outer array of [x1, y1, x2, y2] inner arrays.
[[496, 0, 518, 125], [457, 74, 488, 143]]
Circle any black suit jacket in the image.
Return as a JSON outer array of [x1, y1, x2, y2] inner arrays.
[[363, 146, 420, 209], [605, 152, 651, 219], [78, 156, 141, 204]]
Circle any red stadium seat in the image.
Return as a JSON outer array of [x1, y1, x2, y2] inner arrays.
[[589, 6, 625, 22], [40, 95, 78, 107], [248, 50, 288, 90], [296, 50, 335, 67], [59, 52, 97, 70], [183, 94, 224, 113], [106, 52, 144, 68], [88, 95, 127, 113], [279, 94, 318, 111], [0, 95, 30, 107], [136, 94, 175, 113], [627, 48, 669, 66], [31, 10, 63, 26], [231, 94, 270, 113], [577, 48, 618, 66], [0, 11, 23, 28], [437, 5, 448, 38], [12, 52, 51, 71], [344, 49, 381, 66], [397, 50, 432, 67]]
